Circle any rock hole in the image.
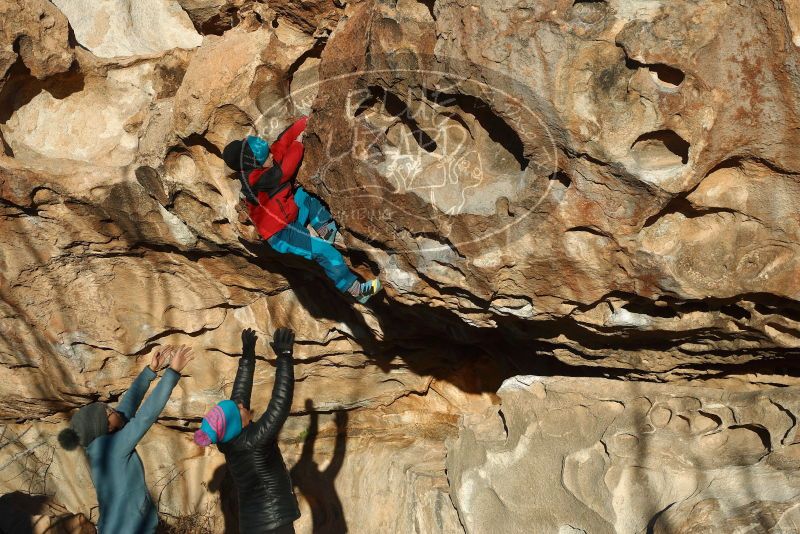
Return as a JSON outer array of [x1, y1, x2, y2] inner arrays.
[[641, 194, 744, 229], [286, 39, 326, 90], [720, 304, 751, 321], [681, 300, 714, 314], [272, 18, 279, 28], [631, 130, 690, 168], [622, 298, 678, 319], [638, 203, 670, 229], [353, 92, 376, 117], [495, 197, 513, 217], [549, 171, 571, 189], [696, 410, 723, 431], [61, 22, 79, 50], [274, 41, 325, 117], [705, 156, 749, 177], [440, 111, 471, 132], [498, 409, 509, 439], [547, 171, 571, 202], [566, 226, 608, 238], [752, 299, 800, 324], [647, 502, 676, 534], [195, 8, 239, 36], [425, 88, 528, 170], [648, 63, 685, 87], [764, 321, 800, 339], [622, 51, 685, 88], [0, 130, 13, 157]]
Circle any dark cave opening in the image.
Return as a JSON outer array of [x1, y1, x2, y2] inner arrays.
[[632, 129, 690, 166], [425, 88, 529, 170]]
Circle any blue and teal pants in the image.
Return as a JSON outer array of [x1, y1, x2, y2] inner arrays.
[[267, 187, 358, 292]]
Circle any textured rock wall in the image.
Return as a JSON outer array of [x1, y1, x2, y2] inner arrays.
[[448, 377, 800, 533], [1, 0, 799, 532], [301, 0, 800, 374]]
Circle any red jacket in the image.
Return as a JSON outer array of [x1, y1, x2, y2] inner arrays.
[[246, 117, 308, 240]]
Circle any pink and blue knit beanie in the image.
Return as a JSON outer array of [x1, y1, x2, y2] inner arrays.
[[194, 400, 242, 447]]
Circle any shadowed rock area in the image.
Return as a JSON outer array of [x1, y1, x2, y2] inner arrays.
[[1, 0, 799, 532]]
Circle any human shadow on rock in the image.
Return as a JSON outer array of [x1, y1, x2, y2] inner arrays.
[[0, 491, 95, 534], [290, 400, 348, 534], [208, 464, 240, 534]]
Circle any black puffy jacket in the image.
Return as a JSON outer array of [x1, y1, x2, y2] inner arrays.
[[218, 347, 300, 533]]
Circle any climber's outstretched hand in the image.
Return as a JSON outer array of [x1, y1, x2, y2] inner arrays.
[[241, 328, 257, 359], [169, 344, 195, 373], [149, 345, 174, 372], [270, 328, 295, 358]]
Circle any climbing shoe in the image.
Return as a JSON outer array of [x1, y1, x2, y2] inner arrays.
[[355, 279, 382, 304], [316, 221, 338, 243]]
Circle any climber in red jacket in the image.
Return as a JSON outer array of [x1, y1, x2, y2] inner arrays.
[[223, 117, 382, 303]]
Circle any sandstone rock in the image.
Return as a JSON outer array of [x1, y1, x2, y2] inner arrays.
[[2, 61, 158, 167], [447, 376, 800, 534], [297, 0, 800, 372], [2, 0, 800, 532], [171, 23, 316, 148], [51, 0, 202, 59], [269, 0, 342, 36], [177, 0, 238, 35], [0, 0, 73, 80], [0, 379, 480, 534]]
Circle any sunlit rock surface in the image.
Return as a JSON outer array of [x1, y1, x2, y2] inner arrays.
[[51, 0, 202, 59], [1, 0, 799, 532], [448, 376, 800, 533], [301, 0, 800, 372]]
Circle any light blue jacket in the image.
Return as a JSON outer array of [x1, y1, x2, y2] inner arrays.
[[86, 367, 180, 534]]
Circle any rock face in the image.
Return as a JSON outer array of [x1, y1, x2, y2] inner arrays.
[[51, 0, 202, 59], [448, 377, 800, 533], [300, 0, 800, 374], [0, 0, 799, 532]]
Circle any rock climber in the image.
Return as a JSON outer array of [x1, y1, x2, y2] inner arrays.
[[194, 327, 299, 534], [222, 116, 382, 303], [57, 344, 195, 534]]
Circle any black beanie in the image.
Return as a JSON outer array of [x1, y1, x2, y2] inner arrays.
[[57, 402, 108, 450], [223, 140, 244, 171], [223, 139, 260, 172]]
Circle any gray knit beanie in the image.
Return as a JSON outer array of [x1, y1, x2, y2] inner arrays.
[[57, 402, 109, 450]]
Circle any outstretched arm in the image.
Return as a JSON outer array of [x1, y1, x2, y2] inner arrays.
[[241, 328, 295, 448], [112, 346, 194, 455], [115, 367, 155, 422], [112, 369, 180, 455], [277, 142, 304, 185], [116, 346, 173, 420], [270, 116, 308, 162], [230, 329, 257, 409]]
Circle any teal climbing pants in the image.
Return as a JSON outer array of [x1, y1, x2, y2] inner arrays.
[[267, 187, 358, 293]]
